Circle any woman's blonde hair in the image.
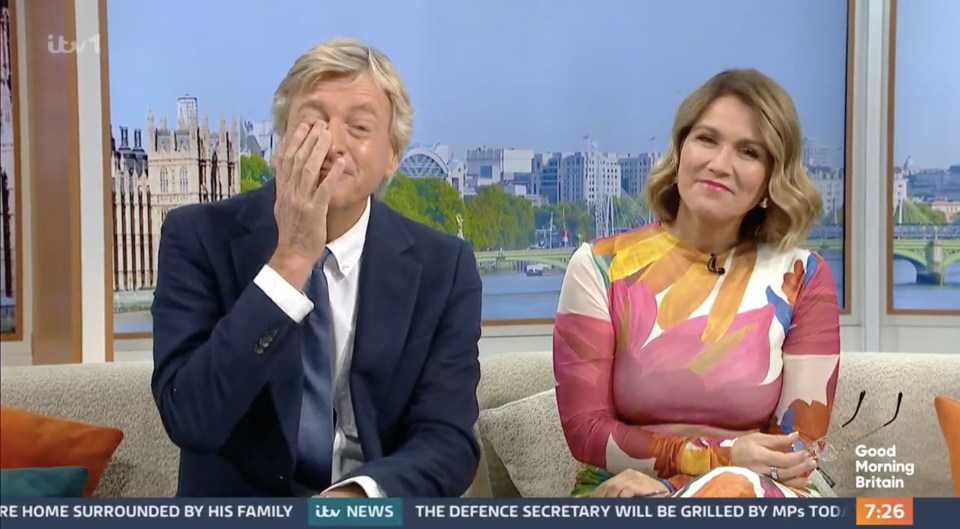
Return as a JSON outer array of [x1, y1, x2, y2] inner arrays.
[[644, 68, 822, 250], [271, 37, 414, 193]]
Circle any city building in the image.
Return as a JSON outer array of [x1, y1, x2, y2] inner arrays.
[[930, 199, 960, 222], [558, 141, 622, 205], [110, 104, 240, 292], [802, 136, 834, 168], [398, 143, 466, 192], [618, 152, 659, 197], [240, 118, 277, 162], [531, 152, 561, 203], [466, 147, 533, 186], [808, 166, 845, 223], [177, 96, 198, 129]]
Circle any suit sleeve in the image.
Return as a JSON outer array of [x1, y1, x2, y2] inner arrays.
[[554, 244, 734, 480], [342, 241, 483, 497], [150, 207, 302, 453]]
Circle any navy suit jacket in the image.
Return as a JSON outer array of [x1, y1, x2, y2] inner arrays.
[[150, 182, 483, 497]]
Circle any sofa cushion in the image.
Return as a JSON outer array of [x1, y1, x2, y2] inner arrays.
[[0, 406, 123, 496], [934, 395, 960, 497], [818, 353, 960, 497], [478, 352, 556, 411], [0, 362, 180, 497], [478, 389, 580, 497], [0, 467, 89, 498]]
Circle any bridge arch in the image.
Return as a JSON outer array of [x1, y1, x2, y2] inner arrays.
[[475, 255, 570, 270], [943, 249, 960, 270], [892, 249, 929, 273], [475, 249, 575, 271]]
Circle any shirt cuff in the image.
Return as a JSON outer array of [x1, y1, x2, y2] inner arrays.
[[253, 265, 314, 322], [324, 476, 386, 498]]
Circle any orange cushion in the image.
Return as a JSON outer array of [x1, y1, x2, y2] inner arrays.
[[0, 405, 124, 496], [934, 396, 960, 497]]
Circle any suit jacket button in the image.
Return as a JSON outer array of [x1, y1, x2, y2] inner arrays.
[[254, 345, 264, 355]]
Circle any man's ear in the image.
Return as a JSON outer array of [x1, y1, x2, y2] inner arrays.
[[387, 150, 400, 175]]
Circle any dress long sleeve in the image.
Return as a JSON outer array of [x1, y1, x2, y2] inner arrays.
[[767, 253, 842, 448]]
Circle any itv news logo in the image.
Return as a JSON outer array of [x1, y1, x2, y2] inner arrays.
[[308, 498, 402, 527]]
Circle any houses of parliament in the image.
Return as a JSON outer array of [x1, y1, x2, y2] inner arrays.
[[111, 97, 241, 293]]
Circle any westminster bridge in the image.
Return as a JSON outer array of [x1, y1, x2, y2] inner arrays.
[[475, 224, 960, 286]]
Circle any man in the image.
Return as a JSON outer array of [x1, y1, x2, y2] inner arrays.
[[150, 37, 483, 498]]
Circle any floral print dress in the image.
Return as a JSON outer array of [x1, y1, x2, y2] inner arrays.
[[553, 222, 841, 497]]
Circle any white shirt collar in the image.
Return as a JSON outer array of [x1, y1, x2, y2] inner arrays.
[[325, 197, 370, 276]]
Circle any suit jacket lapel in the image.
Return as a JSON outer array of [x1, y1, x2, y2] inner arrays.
[[229, 181, 304, 467], [230, 181, 280, 288], [351, 200, 422, 450]]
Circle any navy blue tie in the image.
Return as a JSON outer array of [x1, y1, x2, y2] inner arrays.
[[295, 249, 337, 492]]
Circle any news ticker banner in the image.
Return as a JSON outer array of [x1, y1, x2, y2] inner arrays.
[[1, 497, 958, 529]]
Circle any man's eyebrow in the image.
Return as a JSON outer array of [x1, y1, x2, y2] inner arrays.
[[299, 100, 379, 116], [348, 102, 379, 116]]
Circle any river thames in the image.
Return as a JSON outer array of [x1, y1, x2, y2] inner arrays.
[[113, 249, 959, 333]]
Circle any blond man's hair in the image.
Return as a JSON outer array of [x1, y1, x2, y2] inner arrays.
[[271, 37, 414, 193], [644, 68, 823, 250]]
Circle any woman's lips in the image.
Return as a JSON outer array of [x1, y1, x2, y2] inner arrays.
[[697, 179, 732, 193]]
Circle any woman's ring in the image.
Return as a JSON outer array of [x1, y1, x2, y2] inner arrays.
[[770, 466, 780, 480]]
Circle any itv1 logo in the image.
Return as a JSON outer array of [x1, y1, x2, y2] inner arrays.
[[308, 498, 403, 527]]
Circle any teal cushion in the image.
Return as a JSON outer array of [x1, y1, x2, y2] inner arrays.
[[0, 467, 89, 498]]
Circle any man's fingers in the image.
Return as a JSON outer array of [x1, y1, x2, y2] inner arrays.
[[315, 157, 346, 204], [289, 123, 325, 192], [300, 127, 332, 196], [279, 122, 312, 187]]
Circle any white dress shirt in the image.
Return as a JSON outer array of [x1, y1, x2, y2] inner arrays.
[[252, 197, 383, 497]]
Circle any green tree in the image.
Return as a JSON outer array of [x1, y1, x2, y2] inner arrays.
[[554, 202, 595, 243], [383, 174, 536, 250], [415, 177, 467, 235], [239, 154, 273, 193], [382, 173, 467, 236], [463, 187, 507, 250], [382, 173, 437, 228], [917, 203, 948, 224], [895, 199, 947, 224], [464, 186, 535, 250], [533, 202, 595, 243]]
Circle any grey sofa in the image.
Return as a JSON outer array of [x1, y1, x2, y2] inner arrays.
[[1, 351, 957, 497]]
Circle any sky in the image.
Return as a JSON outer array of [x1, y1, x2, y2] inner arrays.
[[105, 0, 954, 169], [893, 0, 960, 170]]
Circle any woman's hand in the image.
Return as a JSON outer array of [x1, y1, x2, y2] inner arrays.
[[731, 431, 818, 488], [590, 469, 672, 498]]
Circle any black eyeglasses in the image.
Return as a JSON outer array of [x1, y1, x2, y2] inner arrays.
[[799, 391, 903, 488]]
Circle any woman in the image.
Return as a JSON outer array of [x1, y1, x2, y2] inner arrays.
[[553, 68, 840, 499]]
